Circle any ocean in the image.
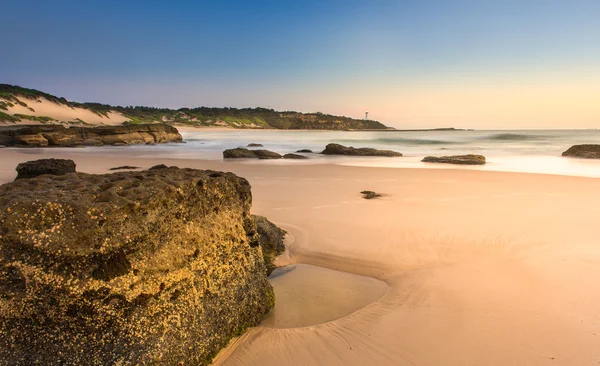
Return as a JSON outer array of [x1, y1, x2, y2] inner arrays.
[[39, 129, 600, 178]]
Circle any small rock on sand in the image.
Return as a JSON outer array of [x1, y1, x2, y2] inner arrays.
[[361, 190, 382, 199]]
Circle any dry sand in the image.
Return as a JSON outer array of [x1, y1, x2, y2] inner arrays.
[[1, 149, 600, 365], [4, 96, 128, 125]]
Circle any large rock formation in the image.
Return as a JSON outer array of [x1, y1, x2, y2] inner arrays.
[[223, 148, 282, 159], [422, 154, 486, 165], [15, 158, 76, 180], [321, 143, 402, 157], [562, 145, 600, 159], [0, 124, 182, 147], [0, 167, 275, 365]]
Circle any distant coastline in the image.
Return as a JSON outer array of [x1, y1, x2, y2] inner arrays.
[[0, 84, 388, 131]]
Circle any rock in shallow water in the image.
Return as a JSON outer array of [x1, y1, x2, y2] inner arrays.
[[0, 168, 275, 365], [283, 153, 308, 159], [109, 165, 140, 171], [15, 158, 76, 180], [562, 144, 600, 159], [223, 147, 282, 159], [422, 154, 486, 165], [321, 143, 402, 157]]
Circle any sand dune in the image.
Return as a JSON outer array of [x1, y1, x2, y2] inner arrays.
[[0, 150, 599, 365], [3, 96, 128, 125]]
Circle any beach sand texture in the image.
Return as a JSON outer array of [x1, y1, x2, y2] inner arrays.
[[1, 150, 599, 365]]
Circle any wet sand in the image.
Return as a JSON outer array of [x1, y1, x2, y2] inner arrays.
[[1, 148, 600, 365], [263, 264, 387, 329]]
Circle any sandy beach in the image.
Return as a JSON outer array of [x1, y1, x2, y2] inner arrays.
[[1, 149, 599, 365]]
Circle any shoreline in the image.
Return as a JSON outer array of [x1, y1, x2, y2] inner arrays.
[[1, 147, 599, 180], [2, 150, 600, 365]]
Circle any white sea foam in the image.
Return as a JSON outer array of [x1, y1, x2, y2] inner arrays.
[[18, 129, 600, 178]]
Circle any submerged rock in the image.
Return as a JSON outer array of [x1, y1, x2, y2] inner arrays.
[[283, 153, 308, 159], [0, 168, 275, 365], [247, 143, 263, 147], [109, 165, 140, 171], [252, 215, 286, 275], [223, 148, 282, 159], [0, 124, 182, 147], [562, 145, 600, 159], [321, 143, 402, 157], [296, 149, 313, 153], [422, 154, 486, 165], [15, 158, 76, 180]]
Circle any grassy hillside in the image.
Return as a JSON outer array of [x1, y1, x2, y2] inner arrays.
[[0, 84, 389, 130]]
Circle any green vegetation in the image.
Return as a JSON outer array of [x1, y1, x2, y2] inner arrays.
[[13, 114, 56, 124], [0, 84, 389, 130], [0, 111, 19, 123], [72, 118, 90, 125], [0, 101, 12, 111]]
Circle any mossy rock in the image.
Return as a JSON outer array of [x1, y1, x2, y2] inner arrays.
[[0, 168, 274, 365]]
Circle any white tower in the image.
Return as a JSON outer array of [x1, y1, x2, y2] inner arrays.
[[365, 111, 369, 120]]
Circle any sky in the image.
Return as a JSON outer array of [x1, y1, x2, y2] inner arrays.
[[1, 0, 599, 129]]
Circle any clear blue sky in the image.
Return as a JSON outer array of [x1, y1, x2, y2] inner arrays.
[[2, 0, 599, 128]]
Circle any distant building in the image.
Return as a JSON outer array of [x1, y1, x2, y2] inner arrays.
[[365, 111, 369, 120]]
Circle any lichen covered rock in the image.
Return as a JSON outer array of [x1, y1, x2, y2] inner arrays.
[[0, 168, 274, 365], [15, 158, 76, 180]]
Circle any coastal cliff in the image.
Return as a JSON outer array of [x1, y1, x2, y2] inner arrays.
[[0, 167, 276, 365], [0, 84, 388, 130], [0, 123, 182, 147]]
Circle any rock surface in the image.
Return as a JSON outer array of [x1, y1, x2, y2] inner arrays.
[[0, 168, 275, 365], [223, 148, 282, 159], [15, 158, 76, 180], [321, 143, 402, 157], [0, 124, 182, 147], [247, 143, 263, 147], [283, 153, 308, 159], [562, 145, 600, 159], [422, 154, 486, 165], [296, 149, 313, 153], [252, 215, 286, 275]]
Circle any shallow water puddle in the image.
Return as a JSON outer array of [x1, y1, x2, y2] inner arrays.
[[261, 264, 387, 328]]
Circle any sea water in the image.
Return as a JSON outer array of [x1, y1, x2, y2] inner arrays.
[[35, 129, 600, 178]]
